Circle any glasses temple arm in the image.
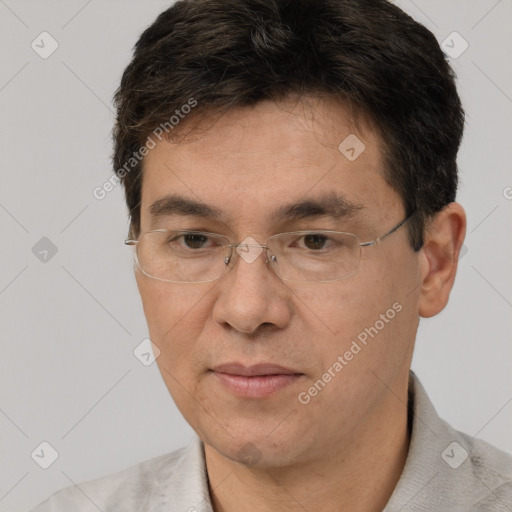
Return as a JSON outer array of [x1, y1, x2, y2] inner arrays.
[[360, 211, 416, 247]]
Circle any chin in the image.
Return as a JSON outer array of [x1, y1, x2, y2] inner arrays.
[[202, 423, 309, 469]]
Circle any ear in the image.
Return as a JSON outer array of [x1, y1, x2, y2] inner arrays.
[[418, 202, 466, 318]]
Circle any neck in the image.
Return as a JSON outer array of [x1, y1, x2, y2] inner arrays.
[[204, 373, 412, 512]]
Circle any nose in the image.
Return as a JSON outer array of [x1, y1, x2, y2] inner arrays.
[[212, 238, 291, 334]]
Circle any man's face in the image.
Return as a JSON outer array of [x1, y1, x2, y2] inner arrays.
[[135, 97, 422, 467]]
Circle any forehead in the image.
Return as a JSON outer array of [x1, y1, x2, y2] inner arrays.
[[139, 97, 399, 230]]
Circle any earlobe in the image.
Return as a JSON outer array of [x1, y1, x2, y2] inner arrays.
[[418, 202, 466, 318]]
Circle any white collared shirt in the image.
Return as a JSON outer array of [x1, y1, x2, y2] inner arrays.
[[31, 371, 512, 511]]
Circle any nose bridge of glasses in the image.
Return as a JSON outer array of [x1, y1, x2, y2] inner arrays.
[[228, 242, 269, 250], [226, 238, 272, 267]]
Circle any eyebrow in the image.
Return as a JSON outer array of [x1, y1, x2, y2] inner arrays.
[[148, 192, 365, 224]]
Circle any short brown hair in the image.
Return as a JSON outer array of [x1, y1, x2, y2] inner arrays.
[[113, 0, 464, 249]]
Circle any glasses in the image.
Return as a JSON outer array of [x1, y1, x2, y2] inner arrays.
[[125, 212, 415, 284]]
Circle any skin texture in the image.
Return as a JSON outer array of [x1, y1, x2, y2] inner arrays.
[[134, 96, 466, 511]]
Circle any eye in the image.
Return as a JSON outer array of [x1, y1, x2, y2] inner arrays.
[[302, 234, 329, 250], [288, 232, 350, 252], [168, 232, 213, 250]]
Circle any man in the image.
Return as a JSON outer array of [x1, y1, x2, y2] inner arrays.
[[31, 0, 512, 510]]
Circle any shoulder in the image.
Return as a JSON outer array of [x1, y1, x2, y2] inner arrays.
[[29, 442, 198, 511], [459, 431, 512, 510], [385, 372, 512, 512]]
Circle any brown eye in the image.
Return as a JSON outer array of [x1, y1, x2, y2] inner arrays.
[[168, 233, 210, 250], [303, 234, 328, 250], [182, 233, 208, 249]]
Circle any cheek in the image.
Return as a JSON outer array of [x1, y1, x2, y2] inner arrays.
[[135, 274, 212, 368], [137, 272, 204, 329], [136, 277, 173, 340], [339, 250, 420, 369], [136, 276, 214, 420], [299, 255, 415, 372]]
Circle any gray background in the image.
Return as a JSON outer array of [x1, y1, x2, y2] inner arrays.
[[0, 0, 511, 510]]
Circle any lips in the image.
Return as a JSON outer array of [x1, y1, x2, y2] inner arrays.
[[213, 362, 301, 376], [211, 362, 304, 398]]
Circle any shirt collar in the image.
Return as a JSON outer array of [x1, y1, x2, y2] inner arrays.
[[153, 434, 213, 512]]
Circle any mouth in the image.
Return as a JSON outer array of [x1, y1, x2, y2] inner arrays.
[[211, 362, 304, 398]]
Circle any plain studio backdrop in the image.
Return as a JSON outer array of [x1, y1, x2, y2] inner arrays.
[[0, 1, 511, 510]]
